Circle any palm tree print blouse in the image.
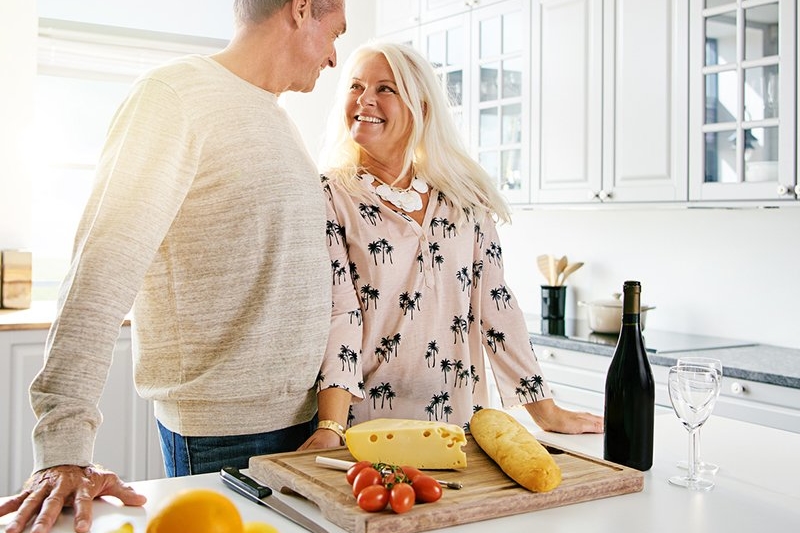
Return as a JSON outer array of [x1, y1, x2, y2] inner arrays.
[[319, 174, 552, 430]]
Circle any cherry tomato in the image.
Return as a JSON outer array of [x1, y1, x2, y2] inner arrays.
[[411, 474, 443, 503], [346, 460, 373, 485], [357, 484, 390, 512], [389, 482, 415, 514], [352, 467, 382, 497], [399, 465, 422, 481]]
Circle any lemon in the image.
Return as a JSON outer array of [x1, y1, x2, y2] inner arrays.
[[108, 523, 134, 533], [146, 488, 243, 533], [243, 522, 279, 533]]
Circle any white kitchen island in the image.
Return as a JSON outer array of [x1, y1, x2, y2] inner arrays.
[[2, 412, 798, 533]]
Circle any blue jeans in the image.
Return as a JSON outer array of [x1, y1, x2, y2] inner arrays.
[[156, 418, 317, 477]]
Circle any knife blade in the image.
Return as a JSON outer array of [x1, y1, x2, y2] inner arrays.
[[220, 466, 331, 533]]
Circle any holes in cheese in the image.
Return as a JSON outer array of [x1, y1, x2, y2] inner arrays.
[[345, 418, 467, 469]]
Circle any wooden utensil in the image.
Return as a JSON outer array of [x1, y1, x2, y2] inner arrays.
[[555, 256, 568, 285], [558, 262, 584, 285], [536, 255, 552, 285], [548, 255, 556, 285]]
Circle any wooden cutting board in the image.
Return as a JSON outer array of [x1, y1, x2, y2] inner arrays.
[[249, 436, 643, 533]]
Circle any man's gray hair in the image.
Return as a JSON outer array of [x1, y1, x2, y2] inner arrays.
[[233, 0, 341, 25]]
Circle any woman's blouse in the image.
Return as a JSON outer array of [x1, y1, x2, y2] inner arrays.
[[320, 174, 552, 430]]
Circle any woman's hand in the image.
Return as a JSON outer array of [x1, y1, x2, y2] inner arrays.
[[1, 464, 146, 533], [525, 399, 604, 434]]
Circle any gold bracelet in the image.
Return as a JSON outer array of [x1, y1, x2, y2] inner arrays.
[[317, 419, 346, 444]]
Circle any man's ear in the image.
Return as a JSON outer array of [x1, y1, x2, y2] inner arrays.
[[292, 0, 311, 27]]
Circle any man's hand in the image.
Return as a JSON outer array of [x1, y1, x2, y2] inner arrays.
[[1, 465, 147, 533]]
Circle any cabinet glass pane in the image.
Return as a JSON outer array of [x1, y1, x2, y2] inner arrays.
[[744, 3, 779, 61], [479, 107, 498, 146], [745, 126, 779, 182], [502, 58, 522, 98], [447, 70, 463, 106], [745, 66, 779, 120], [704, 130, 737, 183], [480, 16, 501, 58], [704, 0, 731, 8], [502, 13, 521, 54], [704, 70, 738, 124], [428, 31, 446, 68], [447, 26, 464, 66], [502, 103, 521, 144], [705, 14, 735, 66], [479, 151, 499, 185], [501, 149, 521, 191], [480, 62, 500, 102]]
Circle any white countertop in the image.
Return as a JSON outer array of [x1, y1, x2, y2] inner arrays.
[[3, 412, 798, 533]]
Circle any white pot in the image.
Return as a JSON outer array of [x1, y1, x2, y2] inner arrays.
[[578, 294, 655, 334]]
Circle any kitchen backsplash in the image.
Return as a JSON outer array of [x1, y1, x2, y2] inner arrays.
[[498, 206, 800, 350]]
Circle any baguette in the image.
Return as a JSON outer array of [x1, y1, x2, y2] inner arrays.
[[469, 408, 562, 492]]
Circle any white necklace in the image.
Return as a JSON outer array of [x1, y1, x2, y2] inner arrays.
[[370, 175, 429, 213]]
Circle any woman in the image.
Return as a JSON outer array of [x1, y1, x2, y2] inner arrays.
[[301, 42, 601, 450]]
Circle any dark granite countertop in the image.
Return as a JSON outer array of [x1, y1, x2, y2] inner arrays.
[[525, 314, 800, 390]]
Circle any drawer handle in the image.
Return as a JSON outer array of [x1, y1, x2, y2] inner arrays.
[[541, 349, 554, 360], [730, 382, 746, 395]]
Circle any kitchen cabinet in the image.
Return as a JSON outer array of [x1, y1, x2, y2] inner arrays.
[[0, 327, 163, 495], [688, 0, 798, 203], [418, 0, 508, 24], [532, 0, 688, 204], [375, 0, 421, 36], [535, 345, 800, 433], [377, 0, 532, 204]]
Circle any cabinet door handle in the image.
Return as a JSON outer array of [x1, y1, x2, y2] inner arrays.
[[541, 349, 554, 360], [598, 190, 612, 201], [794, 184, 800, 197], [777, 184, 791, 196], [730, 382, 746, 395]]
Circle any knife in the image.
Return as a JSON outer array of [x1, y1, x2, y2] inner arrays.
[[220, 466, 331, 533]]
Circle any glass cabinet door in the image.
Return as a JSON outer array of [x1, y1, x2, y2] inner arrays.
[[471, 2, 529, 203], [423, 15, 469, 138], [691, 0, 797, 201]]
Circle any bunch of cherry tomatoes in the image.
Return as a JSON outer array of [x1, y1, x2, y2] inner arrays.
[[346, 460, 443, 514]]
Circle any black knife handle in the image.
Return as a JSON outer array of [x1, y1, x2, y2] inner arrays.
[[220, 466, 273, 499]]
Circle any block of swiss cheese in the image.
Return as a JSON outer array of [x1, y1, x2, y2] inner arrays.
[[345, 418, 467, 469]]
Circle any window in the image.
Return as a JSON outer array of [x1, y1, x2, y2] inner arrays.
[[31, 19, 225, 299]]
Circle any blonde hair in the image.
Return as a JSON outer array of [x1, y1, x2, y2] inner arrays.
[[320, 41, 511, 224]]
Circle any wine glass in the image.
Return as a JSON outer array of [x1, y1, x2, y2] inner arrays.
[[676, 357, 722, 474], [667, 365, 721, 490]]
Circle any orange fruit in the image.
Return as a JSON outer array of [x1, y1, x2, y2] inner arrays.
[[243, 522, 279, 533], [146, 488, 244, 533]]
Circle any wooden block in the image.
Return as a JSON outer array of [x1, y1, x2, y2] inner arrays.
[[1, 250, 32, 309]]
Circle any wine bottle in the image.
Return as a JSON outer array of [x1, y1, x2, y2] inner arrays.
[[603, 280, 655, 471]]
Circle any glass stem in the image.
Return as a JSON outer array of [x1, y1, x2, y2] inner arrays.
[[695, 429, 702, 465], [688, 428, 699, 481]]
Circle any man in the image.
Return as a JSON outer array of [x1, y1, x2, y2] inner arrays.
[[0, 1, 347, 532]]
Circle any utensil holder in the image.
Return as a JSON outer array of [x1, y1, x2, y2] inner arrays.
[[540, 318, 566, 336], [541, 285, 566, 319]]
